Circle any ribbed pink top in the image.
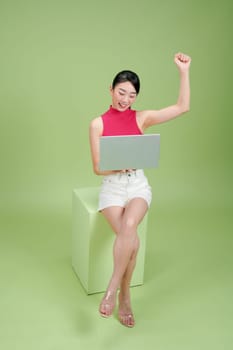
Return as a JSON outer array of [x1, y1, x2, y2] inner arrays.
[[101, 106, 142, 136]]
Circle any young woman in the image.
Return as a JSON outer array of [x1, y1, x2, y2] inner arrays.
[[89, 53, 191, 328]]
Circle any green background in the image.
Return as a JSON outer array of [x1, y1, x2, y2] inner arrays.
[[0, 0, 232, 349]]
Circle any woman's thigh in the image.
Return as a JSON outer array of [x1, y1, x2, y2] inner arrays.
[[102, 206, 125, 234], [122, 198, 148, 231], [102, 197, 148, 235]]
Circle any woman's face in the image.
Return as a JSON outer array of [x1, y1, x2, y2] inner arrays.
[[110, 81, 137, 111]]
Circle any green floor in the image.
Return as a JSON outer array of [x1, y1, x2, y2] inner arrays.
[[0, 193, 232, 349]]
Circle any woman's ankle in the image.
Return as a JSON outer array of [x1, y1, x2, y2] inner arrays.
[[104, 289, 116, 299], [119, 287, 131, 301]]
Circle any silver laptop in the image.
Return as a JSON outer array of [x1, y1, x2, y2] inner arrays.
[[99, 134, 160, 171]]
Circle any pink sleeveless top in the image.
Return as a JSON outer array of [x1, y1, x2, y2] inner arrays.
[[101, 106, 142, 136]]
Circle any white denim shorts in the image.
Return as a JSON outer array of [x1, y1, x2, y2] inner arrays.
[[98, 169, 152, 211]]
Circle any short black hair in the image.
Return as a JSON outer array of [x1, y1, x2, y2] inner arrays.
[[112, 70, 140, 94]]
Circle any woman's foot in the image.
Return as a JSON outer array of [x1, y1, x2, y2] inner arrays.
[[118, 292, 135, 328], [99, 290, 116, 318]]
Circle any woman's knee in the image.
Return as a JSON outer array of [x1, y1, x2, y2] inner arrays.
[[121, 216, 138, 234]]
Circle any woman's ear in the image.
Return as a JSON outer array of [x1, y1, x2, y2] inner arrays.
[[109, 85, 113, 96]]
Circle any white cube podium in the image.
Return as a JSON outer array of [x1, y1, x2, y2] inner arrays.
[[72, 187, 148, 294]]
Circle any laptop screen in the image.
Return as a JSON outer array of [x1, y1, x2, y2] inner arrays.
[[99, 134, 160, 171]]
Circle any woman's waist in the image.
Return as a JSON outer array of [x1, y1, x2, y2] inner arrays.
[[102, 169, 145, 183]]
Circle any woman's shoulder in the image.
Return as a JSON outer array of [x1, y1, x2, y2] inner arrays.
[[135, 110, 151, 132], [89, 116, 103, 133]]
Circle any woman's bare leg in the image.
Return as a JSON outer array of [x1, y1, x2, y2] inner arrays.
[[118, 234, 140, 327], [99, 198, 148, 323], [99, 206, 124, 317]]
